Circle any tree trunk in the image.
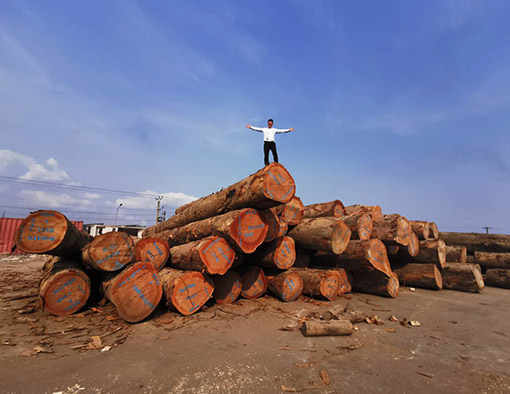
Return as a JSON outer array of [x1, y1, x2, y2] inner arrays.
[[213, 271, 242, 304], [303, 200, 346, 218], [238, 267, 268, 299], [288, 268, 340, 301], [247, 236, 296, 269], [390, 239, 446, 269], [168, 236, 235, 275], [352, 271, 399, 298], [301, 320, 353, 337], [82, 231, 135, 272], [102, 262, 163, 323], [311, 239, 392, 278], [158, 268, 214, 315], [484, 269, 510, 289], [442, 263, 484, 293], [287, 217, 351, 255], [345, 205, 383, 222], [134, 237, 170, 271], [335, 268, 353, 295], [407, 232, 421, 257], [409, 221, 431, 240], [474, 252, 510, 269], [39, 259, 91, 316], [143, 163, 295, 236], [15, 210, 91, 256], [445, 246, 467, 264], [393, 263, 443, 290], [259, 209, 280, 243], [157, 209, 267, 254], [339, 214, 373, 241], [280, 196, 304, 226], [267, 271, 304, 302], [372, 214, 411, 246], [438, 232, 510, 254]]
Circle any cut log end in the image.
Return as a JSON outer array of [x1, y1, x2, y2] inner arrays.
[[407, 232, 421, 257], [429, 222, 439, 239], [387, 273, 400, 298], [16, 210, 69, 254], [262, 163, 296, 203], [240, 267, 268, 299], [268, 271, 304, 302], [281, 196, 305, 226], [198, 236, 236, 275], [83, 231, 134, 272], [40, 269, 90, 316], [134, 237, 170, 271], [334, 201, 347, 217], [277, 217, 289, 238], [260, 209, 280, 242], [336, 269, 353, 295], [273, 236, 296, 269], [229, 209, 268, 253], [358, 214, 373, 241], [396, 216, 411, 246], [331, 220, 352, 255], [213, 271, 242, 304], [367, 239, 392, 277], [437, 239, 446, 267], [320, 272, 341, 301], [169, 272, 214, 315]]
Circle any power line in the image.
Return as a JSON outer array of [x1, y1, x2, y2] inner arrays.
[[0, 204, 154, 216]]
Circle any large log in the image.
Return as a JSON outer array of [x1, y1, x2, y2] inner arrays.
[[407, 232, 420, 257], [267, 271, 304, 302], [157, 209, 267, 254], [134, 237, 170, 271], [288, 268, 340, 301], [239, 267, 268, 299], [372, 214, 411, 246], [410, 221, 431, 240], [247, 236, 295, 269], [439, 232, 510, 254], [301, 320, 353, 337], [445, 246, 467, 264], [143, 163, 295, 236], [352, 271, 399, 298], [213, 271, 242, 304], [393, 263, 443, 290], [339, 214, 373, 241], [280, 196, 304, 226], [442, 263, 484, 293], [159, 268, 214, 315], [82, 231, 135, 272], [168, 236, 235, 275], [287, 217, 351, 255], [15, 210, 91, 256], [259, 209, 280, 243], [303, 200, 346, 218], [484, 269, 510, 289], [345, 205, 383, 222], [336, 268, 353, 295], [39, 259, 91, 316], [312, 239, 392, 277], [103, 262, 162, 323], [474, 252, 510, 269], [390, 239, 446, 269]]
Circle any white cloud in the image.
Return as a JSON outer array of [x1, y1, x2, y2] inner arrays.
[[0, 149, 70, 181], [19, 190, 92, 209], [85, 193, 100, 199], [105, 189, 197, 210]]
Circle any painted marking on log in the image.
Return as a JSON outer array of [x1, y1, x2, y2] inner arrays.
[[339, 228, 349, 242], [285, 277, 295, 291], [217, 246, 231, 262], [152, 241, 163, 256], [65, 299, 81, 311], [267, 170, 282, 186], [117, 268, 143, 288], [280, 185, 295, 201], [146, 249, 155, 261], [132, 284, 155, 309], [179, 283, 197, 293], [53, 278, 76, 295], [283, 241, 290, 255]]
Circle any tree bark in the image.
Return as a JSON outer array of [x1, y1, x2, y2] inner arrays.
[[484, 269, 510, 289], [157, 209, 268, 254], [445, 246, 467, 264], [409, 221, 431, 240], [237, 266, 268, 299], [39, 259, 91, 316], [247, 236, 296, 269], [287, 217, 351, 255], [372, 214, 411, 246], [352, 271, 400, 298], [438, 232, 510, 253], [407, 232, 421, 257], [15, 210, 91, 256], [82, 231, 135, 272], [390, 239, 446, 269], [345, 205, 383, 222], [474, 252, 510, 269], [280, 196, 304, 226], [288, 268, 340, 301], [301, 320, 353, 336], [134, 237, 170, 271], [442, 263, 484, 293], [102, 262, 163, 322], [311, 239, 392, 278], [168, 236, 235, 275], [303, 200, 346, 218], [158, 268, 214, 315], [393, 263, 443, 290], [267, 271, 304, 302], [213, 271, 242, 304], [339, 214, 373, 241], [143, 163, 295, 236]]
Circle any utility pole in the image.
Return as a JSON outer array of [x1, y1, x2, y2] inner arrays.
[[155, 196, 163, 223], [482, 226, 492, 234]]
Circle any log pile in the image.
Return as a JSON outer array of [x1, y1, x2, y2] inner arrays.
[[17, 163, 508, 325]]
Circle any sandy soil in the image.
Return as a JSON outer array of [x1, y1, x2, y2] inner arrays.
[[1, 254, 509, 394]]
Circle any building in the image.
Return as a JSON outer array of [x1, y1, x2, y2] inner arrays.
[[84, 223, 145, 238]]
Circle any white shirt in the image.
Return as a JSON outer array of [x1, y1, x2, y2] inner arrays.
[[248, 126, 292, 142]]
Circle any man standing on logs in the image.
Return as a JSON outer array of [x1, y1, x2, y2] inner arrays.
[[246, 119, 294, 166]]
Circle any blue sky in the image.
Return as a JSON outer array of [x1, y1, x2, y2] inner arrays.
[[1, 0, 509, 232]]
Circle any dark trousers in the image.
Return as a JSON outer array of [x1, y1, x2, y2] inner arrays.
[[263, 141, 278, 165]]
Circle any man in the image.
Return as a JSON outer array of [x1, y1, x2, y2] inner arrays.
[[245, 119, 294, 166]]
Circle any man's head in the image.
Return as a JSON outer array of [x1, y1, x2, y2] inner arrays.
[[267, 119, 274, 128]]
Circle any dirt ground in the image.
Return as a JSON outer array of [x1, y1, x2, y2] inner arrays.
[[1, 254, 509, 394]]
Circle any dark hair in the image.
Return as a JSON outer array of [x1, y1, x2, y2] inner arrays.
[[267, 119, 274, 123]]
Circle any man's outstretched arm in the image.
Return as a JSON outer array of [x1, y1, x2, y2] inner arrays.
[[275, 127, 295, 133], [246, 124, 264, 132]]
